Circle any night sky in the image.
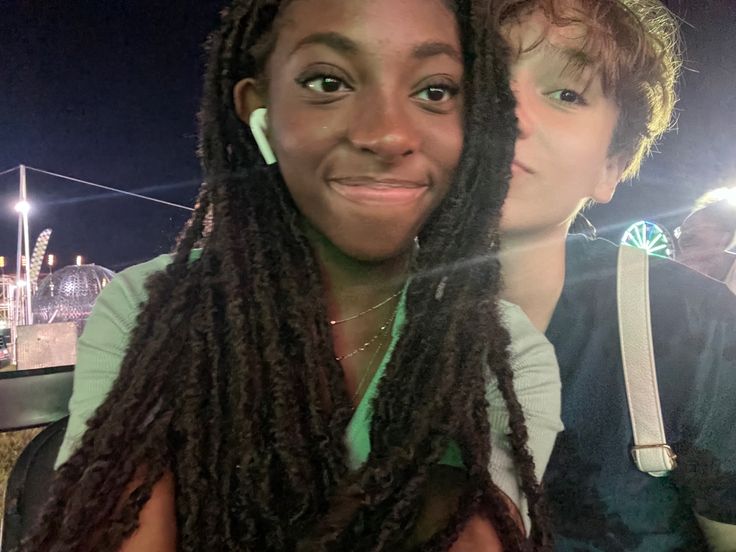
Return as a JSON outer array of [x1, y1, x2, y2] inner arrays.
[[1, 1, 735, 272]]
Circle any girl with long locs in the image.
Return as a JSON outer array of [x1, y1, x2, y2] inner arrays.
[[24, 0, 561, 550]]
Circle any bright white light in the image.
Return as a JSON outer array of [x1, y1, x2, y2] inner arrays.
[[723, 188, 736, 206], [703, 187, 736, 207], [14, 200, 31, 214], [16, 279, 25, 287], [76, 255, 83, 266]]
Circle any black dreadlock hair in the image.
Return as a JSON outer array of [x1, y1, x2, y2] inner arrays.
[[23, 0, 551, 550]]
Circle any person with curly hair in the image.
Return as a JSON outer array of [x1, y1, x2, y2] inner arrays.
[[495, 0, 736, 549], [26, 0, 563, 550]]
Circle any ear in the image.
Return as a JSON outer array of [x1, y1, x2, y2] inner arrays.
[[233, 78, 266, 125], [591, 154, 627, 204]]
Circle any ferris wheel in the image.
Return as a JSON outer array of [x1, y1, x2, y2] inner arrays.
[[620, 220, 674, 259]]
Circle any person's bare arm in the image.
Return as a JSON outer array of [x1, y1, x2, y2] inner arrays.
[[449, 515, 503, 552], [695, 513, 736, 552], [116, 471, 177, 552], [409, 465, 516, 551]]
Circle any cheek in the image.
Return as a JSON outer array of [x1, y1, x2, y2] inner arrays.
[[427, 114, 464, 188], [270, 108, 342, 169], [553, 124, 613, 190], [266, 76, 348, 176]]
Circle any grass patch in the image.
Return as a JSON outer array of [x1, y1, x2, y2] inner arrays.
[[0, 429, 42, 519]]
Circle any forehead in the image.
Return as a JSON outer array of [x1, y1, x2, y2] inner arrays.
[[503, 4, 621, 92], [505, 8, 595, 66], [275, 0, 460, 58], [507, 7, 582, 46]]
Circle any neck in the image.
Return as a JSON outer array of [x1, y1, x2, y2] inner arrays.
[[303, 223, 411, 405], [303, 223, 410, 322], [499, 225, 569, 333]]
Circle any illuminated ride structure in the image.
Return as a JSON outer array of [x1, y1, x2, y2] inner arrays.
[[0, 264, 116, 368], [0, 276, 15, 365], [0, 163, 197, 370], [621, 220, 675, 259], [32, 265, 115, 332], [0, 276, 16, 327], [0, 166, 117, 366]]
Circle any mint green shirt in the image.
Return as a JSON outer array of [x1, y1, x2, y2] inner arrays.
[[345, 287, 465, 470], [57, 254, 562, 533]]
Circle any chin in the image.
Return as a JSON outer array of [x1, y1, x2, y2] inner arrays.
[[336, 238, 415, 264], [317, 217, 422, 264]]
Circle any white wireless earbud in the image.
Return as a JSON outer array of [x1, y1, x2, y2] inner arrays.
[[249, 107, 277, 165]]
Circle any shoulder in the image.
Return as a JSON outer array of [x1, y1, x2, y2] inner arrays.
[[56, 253, 182, 467], [648, 253, 736, 324], [101, 253, 176, 305], [564, 235, 736, 324], [81, 254, 178, 342], [564, 235, 619, 276], [85, 249, 203, 333]]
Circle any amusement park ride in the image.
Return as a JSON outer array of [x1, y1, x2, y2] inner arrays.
[[0, 166, 115, 370], [0, 162, 196, 372]]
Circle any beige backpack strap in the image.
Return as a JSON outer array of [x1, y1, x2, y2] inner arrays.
[[617, 245, 677, 477]]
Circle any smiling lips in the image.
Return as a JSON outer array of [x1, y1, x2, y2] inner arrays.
[[328, 176, 429, 205]]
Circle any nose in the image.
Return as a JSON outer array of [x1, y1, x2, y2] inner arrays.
[[510, 77, 533, 139], [348, 93, 420, 162]]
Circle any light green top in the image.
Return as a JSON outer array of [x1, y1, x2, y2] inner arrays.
[[57, 253, 562, 534], [345, 287, 464, 470]]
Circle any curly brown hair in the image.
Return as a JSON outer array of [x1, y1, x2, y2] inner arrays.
[[498, 0, 681, 180], [22, 1, 550, 550]]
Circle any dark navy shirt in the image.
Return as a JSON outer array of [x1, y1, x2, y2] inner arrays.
[[544, 236, 736, 551]]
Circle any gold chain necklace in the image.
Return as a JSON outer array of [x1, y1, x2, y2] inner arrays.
[[329, 289, 402, 326], [350, 314, 394, 403], [334, 307, 397, 362]]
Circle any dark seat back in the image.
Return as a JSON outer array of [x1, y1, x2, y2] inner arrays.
[[2, 418, 68, 551], [0, 366, 74, 432]]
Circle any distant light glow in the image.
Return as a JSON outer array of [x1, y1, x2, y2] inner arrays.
[[716, 187, 736, 206], [696, 186, 736, 208], [47, 254, 55, 267], [14, 200, 30, 214], [76, 255, 83, 266]]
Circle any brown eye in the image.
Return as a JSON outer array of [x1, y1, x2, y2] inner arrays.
[[549, 89, 588, 106], [426, 87, 448, 101], [302, 75, 350, 94], [415, 84, 459, 103]]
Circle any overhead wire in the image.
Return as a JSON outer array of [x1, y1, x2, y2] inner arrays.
[[21, 165, 194, 211]]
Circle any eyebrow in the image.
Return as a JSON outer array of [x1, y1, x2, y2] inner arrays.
[[531, 39, 599, 91], [291, 32, 461, 62], [543, 40, 593, 72], [412, 41, 462, 62]]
